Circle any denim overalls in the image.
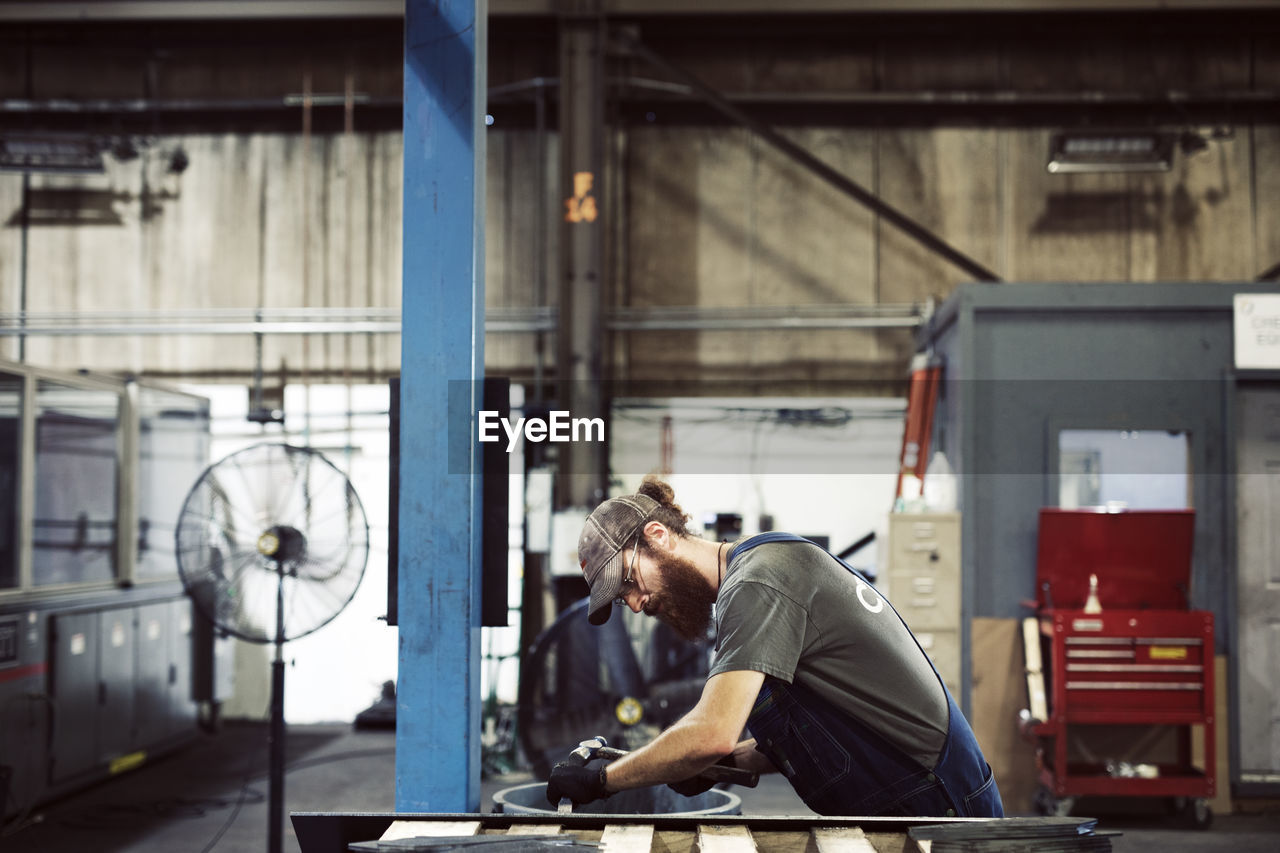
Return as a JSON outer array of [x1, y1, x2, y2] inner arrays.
[[728, 533, 1004, 818]]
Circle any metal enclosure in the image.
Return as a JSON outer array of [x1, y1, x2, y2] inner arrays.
[[0, 358, 212, 819], [49, 611, 98, 782], [885, 512, 962, 697], [919, 281, 1280, 791], [1233, 383, 1280, 789], [97, 608, 137, 764]]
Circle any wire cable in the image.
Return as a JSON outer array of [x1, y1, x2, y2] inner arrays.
[[198, 702, 274, 853]]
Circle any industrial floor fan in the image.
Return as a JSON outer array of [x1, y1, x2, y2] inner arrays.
[[517, 599, 711, 778], [175, 442, 369, 853]]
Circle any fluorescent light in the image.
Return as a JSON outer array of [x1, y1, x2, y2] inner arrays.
[[0, 136, 105, 174], [1047, 131, 1176, 174]]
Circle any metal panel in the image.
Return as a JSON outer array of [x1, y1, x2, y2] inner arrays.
[[1235, 384, 1280, 783], [134, 601, 171, 747], [49, 611, 97, 781], [97, 608, 136, 762], [169, 598, 196, 739], [0, 608, 50, 820], [886, 513, 960, 630], [397, 0, 487, 813], [0, 371, 19, 591]]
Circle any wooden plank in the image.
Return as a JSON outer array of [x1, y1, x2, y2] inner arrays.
[[697, 823, 756, 853], [1191, 653, 1234, 815], [379, 820, 482, 841], [1022, 617, 1049, 722], [1212, 653, 1232, 815], [810, 826, 877, 853], [972, 617, 1041, 815], [508, 823, 562, 835], [600, 823, 655, 853]]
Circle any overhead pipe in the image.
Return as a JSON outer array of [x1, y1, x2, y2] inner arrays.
[[13, 79, 1278, 116], [0, 304, 923, 335]]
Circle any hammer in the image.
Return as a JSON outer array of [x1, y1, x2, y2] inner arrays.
[[557, 735, 608, 813], [597, 746, 760, 788], [557, 735, 761, 812]]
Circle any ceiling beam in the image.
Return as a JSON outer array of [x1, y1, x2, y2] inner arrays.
[[5, 0, 1280, 21]]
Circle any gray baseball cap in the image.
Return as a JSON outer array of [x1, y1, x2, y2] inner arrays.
[[577, 493, 660, 625]]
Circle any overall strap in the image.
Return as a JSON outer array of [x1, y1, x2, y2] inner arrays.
[[729, 532, 874, 585]]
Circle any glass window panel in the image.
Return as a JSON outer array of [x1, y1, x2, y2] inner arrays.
[[136, 387, 210, 579], [32, 380, 120, 587], [0, 371, 21, 590], [1058, 429, 1190, 510]]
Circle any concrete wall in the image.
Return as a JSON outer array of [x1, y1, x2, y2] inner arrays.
[[4, 121, 1274, 384], [1, 13, 1279, 390], [0, 133, 405, 376]]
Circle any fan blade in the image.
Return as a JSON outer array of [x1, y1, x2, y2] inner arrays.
[[174, 442, 369, 644]]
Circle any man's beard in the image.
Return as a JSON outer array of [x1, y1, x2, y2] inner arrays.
[[646, 549, 718, 643]]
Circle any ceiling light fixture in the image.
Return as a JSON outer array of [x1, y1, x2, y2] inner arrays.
[[1047, 130, 1176, 174], [0, 135, 106, 174]]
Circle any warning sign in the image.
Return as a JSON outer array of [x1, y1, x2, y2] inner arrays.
[[1235, 294, 1280, 369]]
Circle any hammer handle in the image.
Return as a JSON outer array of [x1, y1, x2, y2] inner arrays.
[[595, 746, 759, 788]]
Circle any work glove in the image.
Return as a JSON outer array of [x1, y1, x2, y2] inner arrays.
[[666, 755, 734, 798], [545, 762, 609, 806]]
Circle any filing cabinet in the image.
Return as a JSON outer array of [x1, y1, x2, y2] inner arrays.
[[886, 512, 961, 695]]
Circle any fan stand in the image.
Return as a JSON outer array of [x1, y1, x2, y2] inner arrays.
[[176, 443, 370, 853], [258, 525, 305, 853]]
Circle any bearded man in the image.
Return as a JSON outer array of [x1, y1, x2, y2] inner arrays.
[[544, 476, 1004, 818]]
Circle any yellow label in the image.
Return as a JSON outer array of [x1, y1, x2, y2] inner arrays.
[[1149, 646, 1188, 660], [615, 697, 643, 726], [109, 751, 147, 775], [564, 171, 598, 223]]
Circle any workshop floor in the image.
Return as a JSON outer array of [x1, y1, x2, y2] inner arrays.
[[3, 722, 1278, 853]]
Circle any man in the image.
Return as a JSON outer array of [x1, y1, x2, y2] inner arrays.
[[545, 477, 1003, 818]]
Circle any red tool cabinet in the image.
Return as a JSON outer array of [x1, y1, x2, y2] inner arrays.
[[1025, 508, 1216, 827]]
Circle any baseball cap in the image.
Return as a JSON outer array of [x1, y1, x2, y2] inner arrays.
[[577, 493, 660, 625]]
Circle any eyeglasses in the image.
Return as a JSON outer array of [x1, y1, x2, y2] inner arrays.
[[614, 534, 642, 607]]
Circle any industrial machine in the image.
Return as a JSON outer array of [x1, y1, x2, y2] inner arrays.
[[176, 442, 369, 853], [1023, 508, 1215, 828], [0, 358, 212, 826]]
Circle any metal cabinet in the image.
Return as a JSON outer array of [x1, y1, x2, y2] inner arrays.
[[886, 512, 961, 696], [135, 602, 172, 748], [49, 599, 195, 785], [135, 599, 197, 745], [49, 612, 99, 782], [169, 599, 196, 739], [97, 608, 137, 763], [0, 609, 49, 819]]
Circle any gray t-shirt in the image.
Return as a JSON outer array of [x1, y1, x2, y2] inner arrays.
[[710, 539, 949, 768]]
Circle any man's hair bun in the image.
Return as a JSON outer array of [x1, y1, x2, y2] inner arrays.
[[637, 475, 691, 538]]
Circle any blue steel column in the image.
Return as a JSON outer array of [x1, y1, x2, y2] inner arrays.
[[398, 0, 487, 812]]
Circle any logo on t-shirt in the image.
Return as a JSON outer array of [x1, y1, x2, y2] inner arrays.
[[855, 578, 884, 614]]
